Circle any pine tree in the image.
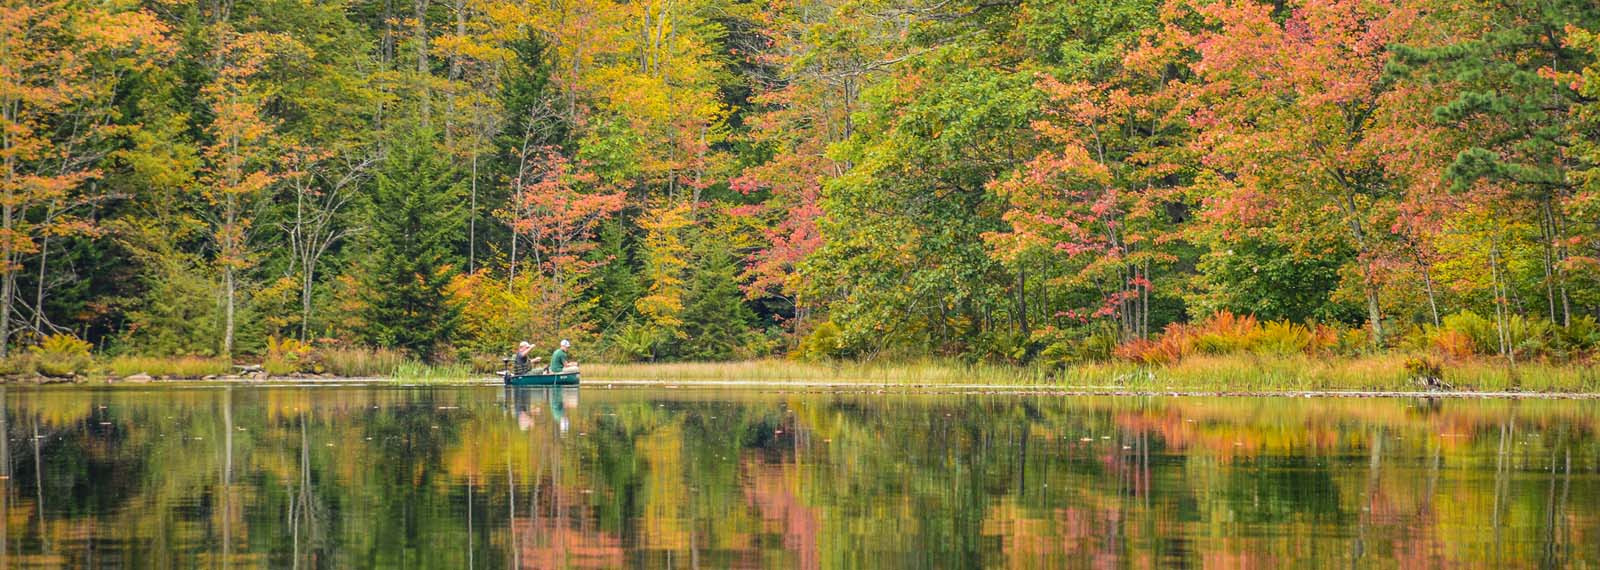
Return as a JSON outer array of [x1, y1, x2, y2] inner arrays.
[[681, 234, 756, 360], [588, 220, 643, 330], [1390, 0, 1600, 327], [357, 128, 465, 360]]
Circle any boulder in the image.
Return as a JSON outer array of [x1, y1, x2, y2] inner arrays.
[[125, 373, 153, 383]]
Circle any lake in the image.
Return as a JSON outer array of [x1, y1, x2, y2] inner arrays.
[[0, 384, 1594, 568]]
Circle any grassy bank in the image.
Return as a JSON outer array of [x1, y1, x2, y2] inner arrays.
[[584, 355, 1600, 393], [6, 351, 1597, 394]]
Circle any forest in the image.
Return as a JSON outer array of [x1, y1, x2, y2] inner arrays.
[[5, 0, 1600, 374]]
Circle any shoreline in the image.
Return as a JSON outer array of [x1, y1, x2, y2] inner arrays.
[[7, 375, 1600, 399]]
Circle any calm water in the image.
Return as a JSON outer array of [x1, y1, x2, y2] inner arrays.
[[0, 385, 1594, 568]]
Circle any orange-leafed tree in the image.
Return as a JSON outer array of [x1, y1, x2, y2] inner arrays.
[[0, 1, 173, 355], [200, 28, 292, 357]]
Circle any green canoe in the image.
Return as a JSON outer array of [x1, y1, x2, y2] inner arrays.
[[503, 370, 580, 386]]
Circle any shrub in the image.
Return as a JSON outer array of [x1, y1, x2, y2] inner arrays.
[[1036, 325, 1117, 369], [1113, 325, 1191, 365], [1428, 311, 1567, 359], [1113, 339, 1165, 364], [1403, 356, 1446, 388], [0, 354, 38, 377], [1190, 312, 1259, 355], [970, 329, 1030, 364], [1509, 315, 1555, 357], [1432, 329, 1476, 360], [1115, 313, 1363, 363], [794, 321, 846, 361], [1307, 323, 1343, 355], [735, 327, 784, 360], [1252, 321, 1313, 355], [1441, 311, 1498, 355], [1557, 316, 1600, 351], [612, 322, 661, 362], [1079, 328, 1119, 362], [468, 353, 505, 373], [265, 336, 323, 375], [31, 334, 93, 377], [1333, 327, 1371, 356]]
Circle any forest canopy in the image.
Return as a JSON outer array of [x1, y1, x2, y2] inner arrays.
[[4, 0, 1600, 366]]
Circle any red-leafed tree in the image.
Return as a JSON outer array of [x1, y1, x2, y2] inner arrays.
[[506, 147, 625, 332], [1180, 0, 1419, 343], [987, 32, 1192, 342]]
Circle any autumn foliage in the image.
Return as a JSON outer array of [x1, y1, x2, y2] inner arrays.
[[0, 0, 1599, 372]]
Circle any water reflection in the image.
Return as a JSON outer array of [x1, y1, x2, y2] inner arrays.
[[0, 386, 1594, 568], [509, 387, 579, 434]]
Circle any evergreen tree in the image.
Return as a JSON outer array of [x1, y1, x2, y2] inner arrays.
[[588, 220, 643, 331], [357, 128, 465, 360], [681, 234, 756, 360]]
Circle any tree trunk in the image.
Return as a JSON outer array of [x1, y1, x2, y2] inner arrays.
[[0, 232, 12, 358], [1540, 199, 1558, 323], [33, 229, 49, 335], [1421, 261, 1440, 327], [224, 265, 236, 357], [1554, 208, 1573, 326], [445, 0, 464, 150], [1338, 190, 1383, 344], [414, 0, 431, 125], [508, 227, 518, 291], [1014, 268, 1028, 338], [0, 143, 13, 357], [300, 262, 314, 342], [1140, 260, 1151, 339], [469, 146, 478, 273], [1489, 237, 1514, 366]]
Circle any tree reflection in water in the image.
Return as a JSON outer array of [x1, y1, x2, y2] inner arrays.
[[0, 386, 1592, 568]]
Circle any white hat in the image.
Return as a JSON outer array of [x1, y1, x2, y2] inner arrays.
[[560, 339, 571, 348], [519, 341, 532, 349]]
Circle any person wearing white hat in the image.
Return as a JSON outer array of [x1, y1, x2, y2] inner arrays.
[[511, 341, 540, 375], [548, 339, 577, 373]]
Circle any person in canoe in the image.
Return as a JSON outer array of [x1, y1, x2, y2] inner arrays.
[[510, 341, 541, 375], [548, 339, 578, 373]]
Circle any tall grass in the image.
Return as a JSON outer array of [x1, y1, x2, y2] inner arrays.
[[394, 362, 477, 382], [321, 348, 406, 377], [585, 359, 1056, 384], [105, 356, 231, 378], [584, 354, 1600, 393]]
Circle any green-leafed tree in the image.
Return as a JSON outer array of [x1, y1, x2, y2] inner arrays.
[[357, 128, 465, 360], [589, 220, 643, 335], [681, 232, 756, 360]]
